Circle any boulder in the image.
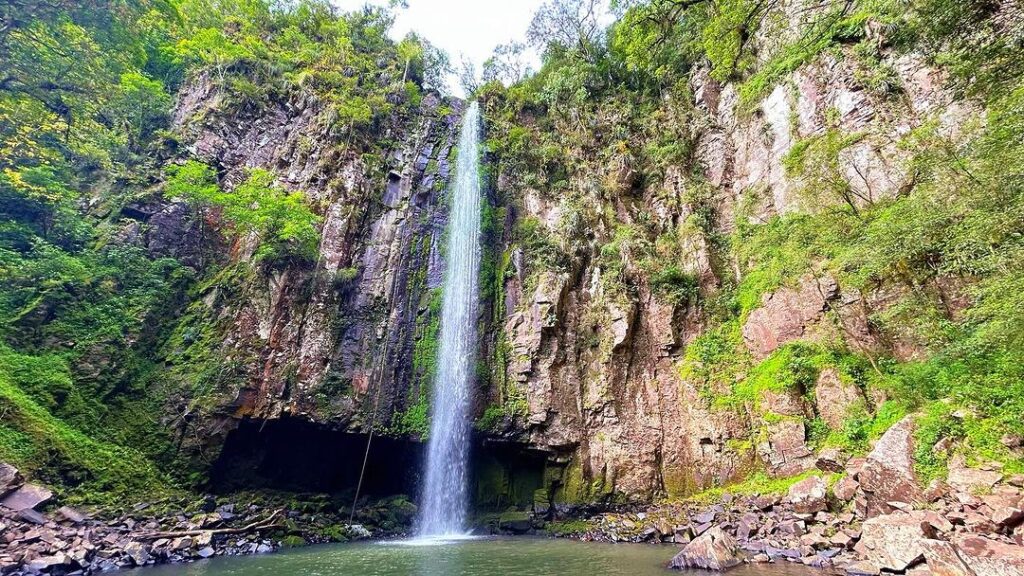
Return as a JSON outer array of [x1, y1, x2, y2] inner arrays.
[[24, 553, 73, 573], [921, 539, 975, 576], [993, 506, 1024, 529], [669, 527, 742, 571], [124, 541, 151, 566], [789, 476, 829, 514], [856, 512, 935, 572], [834, 475, 859, 502], [0, 463, 22, 497], [857, 416, 922, 517], [56, 506, 87, 524], [816, 447, 848, 473], [0, 483, 52, 512], [954, 535, 1024, 576], [948, 454, 1003, 493]]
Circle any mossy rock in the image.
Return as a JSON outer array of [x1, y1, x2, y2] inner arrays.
[[280, 535, 307, 548]]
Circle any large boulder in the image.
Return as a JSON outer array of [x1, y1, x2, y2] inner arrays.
[[947, 454, 1002, 493], [921, 539, 975, 576], [857, 416, 922, 517], [855, 512, 935, 572], [0, 483, 52, 512], [670, 526, 743, 571], [788, 475, 828, 514]]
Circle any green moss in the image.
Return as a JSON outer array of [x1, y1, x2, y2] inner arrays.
[[0, 345, 173, 504], [279, 535, 307, 548], [546, 519, 593, 536], [684, 470, 835, 506]]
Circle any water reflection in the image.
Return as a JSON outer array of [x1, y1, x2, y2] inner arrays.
[[119, 537, 827, 576]]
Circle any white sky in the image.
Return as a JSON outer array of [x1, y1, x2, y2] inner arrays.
[[330, 0, 547, 96]]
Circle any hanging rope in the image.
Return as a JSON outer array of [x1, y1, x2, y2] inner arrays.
[[349, 215, 413, 524]]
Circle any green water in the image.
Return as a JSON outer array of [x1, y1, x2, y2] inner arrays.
[[121, 537, 824, 576]]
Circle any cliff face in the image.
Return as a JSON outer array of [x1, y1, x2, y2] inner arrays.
[[157, 79, 466, 453], [484, 12, 986, 501], [148, 1, 1020, 505]]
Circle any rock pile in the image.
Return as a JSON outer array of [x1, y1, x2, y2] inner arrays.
[[0, 463, 398, 575], [549, 417, 1024, 574]]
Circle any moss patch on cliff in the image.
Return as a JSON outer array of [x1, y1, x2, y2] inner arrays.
[[0, 346, 174, 503]]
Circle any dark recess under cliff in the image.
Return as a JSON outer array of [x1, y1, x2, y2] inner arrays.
[[210, 418, 550, 511]]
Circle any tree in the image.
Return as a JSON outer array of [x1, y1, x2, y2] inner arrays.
[[396, 37, 423, 83], [527, 0, 604, 61], [482, 42, 532, 86], [457, 56, 479, 97], [166, 161, 321, 264]]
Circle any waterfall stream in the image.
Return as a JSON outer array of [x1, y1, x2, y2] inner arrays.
[[416, 101, 482, 537]]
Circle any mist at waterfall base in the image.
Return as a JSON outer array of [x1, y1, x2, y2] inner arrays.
[[415, 101, 482, 539]]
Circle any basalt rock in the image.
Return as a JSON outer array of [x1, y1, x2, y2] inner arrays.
[[670, 527, 742, 571], [857, 416, 922, 517], [855, 511, 935, 571]]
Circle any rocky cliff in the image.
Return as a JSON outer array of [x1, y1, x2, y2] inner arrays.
[[154, 79, 471, 454], [63, 0, 1020, 510], [475, 0, 1023, 503]]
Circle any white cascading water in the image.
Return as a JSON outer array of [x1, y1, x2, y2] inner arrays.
[[416, 101, 482, 537]]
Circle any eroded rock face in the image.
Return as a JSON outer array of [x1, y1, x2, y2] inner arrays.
[[156, 4, 979, 505], [742, 275, 838, 359], [166, 82, 465, 446], [814, 368, 866, 429]]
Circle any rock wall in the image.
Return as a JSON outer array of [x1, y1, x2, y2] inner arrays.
[[163, 79, 465, 444], [491, 23, 978, 501]]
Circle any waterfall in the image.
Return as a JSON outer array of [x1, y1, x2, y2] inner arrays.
[[416, 101, 482, 537]]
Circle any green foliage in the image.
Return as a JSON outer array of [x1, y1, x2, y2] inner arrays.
[[546, 519, 593, 536], [716, 342, 822, 410], [685, 470, 835, 505], [649, 265, 699, 306], [167, 161, 321, 264], [0, 345, 173, 504], [679, 320, 748, 399]]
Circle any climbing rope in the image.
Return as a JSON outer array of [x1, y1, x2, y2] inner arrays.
[[349, 219, 413, 524]]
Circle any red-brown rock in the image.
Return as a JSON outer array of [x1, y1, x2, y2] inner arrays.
[[669, 526, 742, 571], [953, 535, 1024, 575], [814, 368, 866, 429], [0, 463, 22, 498], [0, 484, 52, 512], [857, 416, 922, 517], [742, 275, 838, 359], [920, 539, 975, 576], [834, 475, 859, 502], [856, 511, 935, 572], [789, 476, 829, 514]]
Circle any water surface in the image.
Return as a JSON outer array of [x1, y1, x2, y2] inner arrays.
[[121, 537, 826, 576]]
